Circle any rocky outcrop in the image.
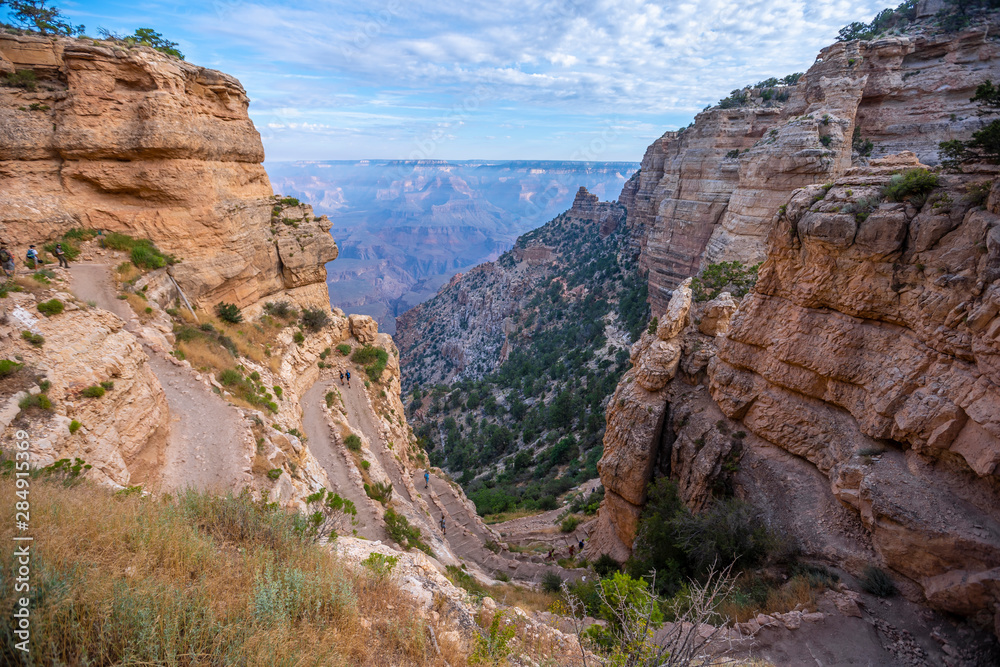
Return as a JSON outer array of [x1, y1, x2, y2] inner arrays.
[[0, 33, 336, 311], [0, 287, 168, 487], [589, 281, 691, 560], [629, 18, 1000, 315], [709, 156, 1000, 633]]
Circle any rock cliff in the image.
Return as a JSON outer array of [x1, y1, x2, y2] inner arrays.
[[592, 12, 1000, 638], [631, 17, 1000, 315], [0, 33, 336, 311]]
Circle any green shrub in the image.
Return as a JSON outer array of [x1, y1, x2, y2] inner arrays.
[[21, 331, 44, 347], [360, 460, 370, 470], [263, 301, 297, 319], [218, 368, 242, 386], [0, 359, 23, 378], [324, 391, 335, 408], [646, 317, 658, 335], [360, 552, 398, 579], [5, 69, 37, 91], [593, 554, 621, 578], [470, 610, 516, 665], [541, 571, 563, 593], [266, 468, 283, 480], [690, 261, 760, 302], [384, 508, 428, 552], [273, 385, 283, 399], [819, 134, 832, 147], [859, 566, 897, 597], [351, 345, 389, 382], [336, 343, 351, 356], [215, 302, 243, 324], [364, 481, 393, 504], [68, 420, 82, 434], [130, 244, 166, 269], [278, 197, 300, 207], [344, 434, 362, 451], [19, 393, 52, 411], [882, 169, 939, 203], [293, 331, 305, 345], [100, 380, 115, 392], [300, 308, 330, 332], [36, 299, 64, 317], [80, 385, 106, 398], [319, 347, 331, 360], [560, 516, 582, 533]]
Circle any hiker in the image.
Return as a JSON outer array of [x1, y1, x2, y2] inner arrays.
[[0, 245, 14, 277], [568, 544, 575, 558], [25, 245, 38, 270], [53, 243, 69, 268], [547, 548, 554, 561], [439, 517, 446, 535], [578, 538, 584, 552], [424, 469, 430, 488], [345, 370, 351, 387], [339, 369, 344, 385]]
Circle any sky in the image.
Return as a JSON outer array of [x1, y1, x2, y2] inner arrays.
[[11, 1, 891, 161]]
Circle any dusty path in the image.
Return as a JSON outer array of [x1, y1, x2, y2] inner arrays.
[[70, 264, 249, 493], [414, 469, 584, 584], [338, 377, 414, 505], [301, 380, 381, 540]]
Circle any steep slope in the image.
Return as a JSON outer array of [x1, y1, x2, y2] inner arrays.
[[0, 33, 336, 311], [628, 9, 1000, 314], [590, 7, 1000, 641], [396, 188, 648, 514]]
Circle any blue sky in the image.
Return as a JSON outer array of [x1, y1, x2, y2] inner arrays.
[[15, 1, 890, 161]]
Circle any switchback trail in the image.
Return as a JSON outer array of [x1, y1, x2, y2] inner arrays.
[[300, 379, 381, 540], [70, 264, 249, 493], [413, 469, 585, 585]]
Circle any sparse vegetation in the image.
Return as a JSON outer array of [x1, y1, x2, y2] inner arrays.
[[68, 419, 82, 434], [882, 169, 939, 202], [351, 345, 389, 382], [836, 0, 918, 41], [102, 232, 176, 270], [215, 302, 244, 324], [80, 385, 106, 398], [300, 307, 330, 332], [336, 343, 352, 356], [21, 330, 44, 347], [859, 565, 898, 597], [344, 434, 362, 451], [940, 79, 1000, 167], [36, 299, 64, 317], [364, 480, 393, 504], [690, 260, 760, 302], [383, 508, 429, 553]]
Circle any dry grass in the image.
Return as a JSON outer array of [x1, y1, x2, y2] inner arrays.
[[483, 507, 547, 524], [115, 261, 141, 284], [122, 292, 155, 322], [0, 473, 464, 666], [719, 572, 823, 622], [176, 337, 237, 373]]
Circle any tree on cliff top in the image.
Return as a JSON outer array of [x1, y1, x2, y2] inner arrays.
[[96, 27, 185, 60], [940, 80, 1000, 167], [0, 0, 84, 35]]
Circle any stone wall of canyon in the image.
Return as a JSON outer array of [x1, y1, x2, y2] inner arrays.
[[593, 13, 1000, 638], [0, 33, 336, 311]]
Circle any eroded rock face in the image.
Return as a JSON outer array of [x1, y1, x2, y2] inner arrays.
[[629, 20, 1000, 315], [0, 34, 335, 310], [590, 281, 691, 559], [710, 159, 1000, 633]]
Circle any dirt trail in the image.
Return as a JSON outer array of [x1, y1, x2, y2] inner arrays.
[[300, 380, 381, 540], [70, 264, 249, 493], [414, 469, 584, 584], [337, 377, 413, 505]]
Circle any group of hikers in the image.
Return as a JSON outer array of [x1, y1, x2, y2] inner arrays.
[[337, 368, 352, 387], [0, 241, 69, 278], [547, 538, 586, 562]]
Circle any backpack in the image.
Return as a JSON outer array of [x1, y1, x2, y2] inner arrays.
[[0, 249, 11, 263]]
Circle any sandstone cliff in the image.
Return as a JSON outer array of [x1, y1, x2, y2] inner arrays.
[[591, 11, 1000, 639], [630, 16, 1000, 315], [0, 33, 337, 311]]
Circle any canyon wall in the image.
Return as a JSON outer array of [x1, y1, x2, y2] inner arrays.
[[0, 33, 336, 311], [631, 19, 1000, 315], [594, 14, 1000, 636]]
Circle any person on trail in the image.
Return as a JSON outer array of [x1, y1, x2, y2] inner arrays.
[[25, 245, 38, 270], [578, 539, 584, 552], [0, 245, 14, 277], [568, 544, 575, 559], [439, 517, 446, 535], [53, 243, 69, 268], [339, 369, 344, 385], [345, 370, 351, 387], [547, 548, 554, 561], [424, 469, 430, 489]]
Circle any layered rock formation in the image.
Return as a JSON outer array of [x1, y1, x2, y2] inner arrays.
[[396, 186, 629, 388], [630, 18, 1000, 314], [0, 33, 336, 311]]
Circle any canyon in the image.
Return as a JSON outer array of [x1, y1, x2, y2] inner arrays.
[[266, 159, 638, 332]]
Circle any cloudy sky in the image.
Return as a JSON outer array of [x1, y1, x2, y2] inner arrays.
[[17, 1, 889, 161]]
